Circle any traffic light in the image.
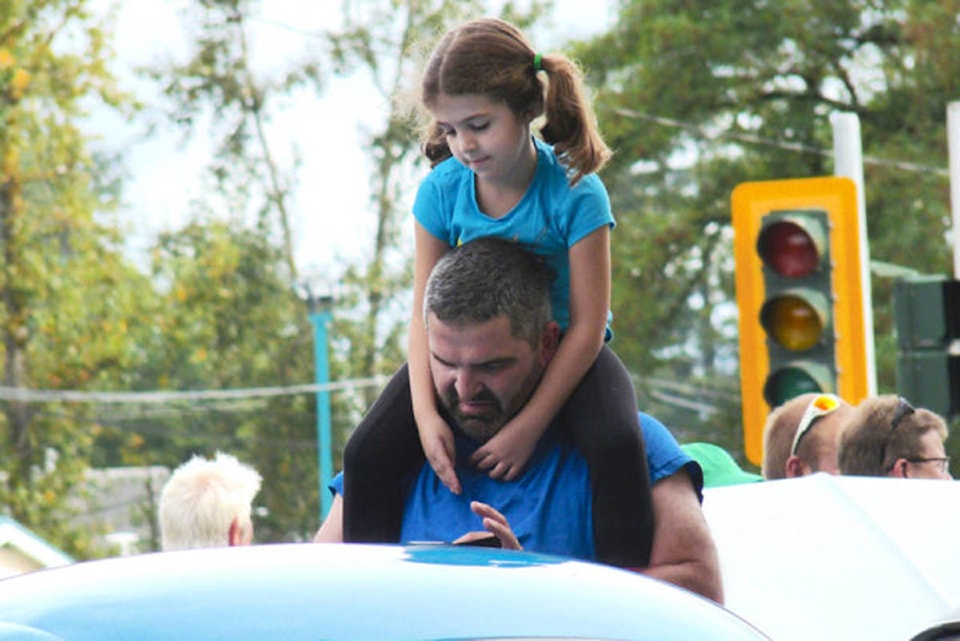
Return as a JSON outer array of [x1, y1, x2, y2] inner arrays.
[[893, 275, 960, 417], [732, 177, 869, 465]]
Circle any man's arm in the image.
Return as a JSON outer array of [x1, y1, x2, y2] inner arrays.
[[314, 495, 344, 543], [640, 469, 724, 604]]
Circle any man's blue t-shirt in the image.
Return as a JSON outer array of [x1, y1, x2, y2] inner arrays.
[[401, 427, 594, 557], [330, 412, 701, 560]]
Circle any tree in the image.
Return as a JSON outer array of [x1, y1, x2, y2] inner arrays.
[[147, 0, 326, 283], [0, 0, 148, 555], [91, 220, 322, 542], [571, 0, 960, 458], [141, 2, 559, 488]]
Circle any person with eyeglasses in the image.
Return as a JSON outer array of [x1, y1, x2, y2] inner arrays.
[[838, 395, 952, 479], [761, 393, 855, 480]]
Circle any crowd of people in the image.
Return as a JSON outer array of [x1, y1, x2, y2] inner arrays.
[[156, 233, 954, 610], [152, 14, 954, 614], [760, 392, 951, 482]]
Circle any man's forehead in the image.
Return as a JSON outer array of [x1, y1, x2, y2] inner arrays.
[[428, 314, 527, 358]]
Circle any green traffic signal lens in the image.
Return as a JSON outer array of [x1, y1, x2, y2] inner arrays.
[[760, 294, 824, 351], [764, 367, 824, 406], [757, 219, 823, 278]]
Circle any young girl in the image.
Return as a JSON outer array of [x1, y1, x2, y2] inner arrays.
[[343, 16, 652, 568]]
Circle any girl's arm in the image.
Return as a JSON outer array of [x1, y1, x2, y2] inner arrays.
[[471, 226, 610, 479], [409, 223, 461, 493]]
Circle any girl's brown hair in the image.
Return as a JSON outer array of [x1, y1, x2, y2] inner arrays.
[[420, 17, 611, 186]]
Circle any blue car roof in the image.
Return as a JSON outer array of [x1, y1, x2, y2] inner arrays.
[[0, 543, 766, 640]]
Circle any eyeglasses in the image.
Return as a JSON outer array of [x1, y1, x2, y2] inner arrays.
[[880, 396, 915, 471], [905, 456, 951, 475], [791, 394, 842, 456]]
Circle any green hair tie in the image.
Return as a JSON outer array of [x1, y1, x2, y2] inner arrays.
[[533, 52, 542, 72]]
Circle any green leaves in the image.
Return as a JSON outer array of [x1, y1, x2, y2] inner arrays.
[[574, 0, 959, 453], [0, 0, 145, 556]]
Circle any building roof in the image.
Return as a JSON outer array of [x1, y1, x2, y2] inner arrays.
[[0, 516, 74, 579]]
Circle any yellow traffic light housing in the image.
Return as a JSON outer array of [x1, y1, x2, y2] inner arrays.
[[732, 177, 869, 466]]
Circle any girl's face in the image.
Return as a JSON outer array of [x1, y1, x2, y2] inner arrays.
[[430, 93, 536, 185]]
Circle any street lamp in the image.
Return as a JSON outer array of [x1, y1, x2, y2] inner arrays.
[[302, 285, 335, 521]]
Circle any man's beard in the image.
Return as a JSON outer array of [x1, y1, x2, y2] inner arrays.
[[441, 387, 510, 442]]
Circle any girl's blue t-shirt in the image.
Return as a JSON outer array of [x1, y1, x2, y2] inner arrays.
[[412, 137, 614, 332]]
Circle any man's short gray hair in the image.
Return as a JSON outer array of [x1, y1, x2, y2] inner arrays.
[[424, 237, 556, 347]]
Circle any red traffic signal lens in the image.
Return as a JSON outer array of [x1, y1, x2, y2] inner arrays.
[[758, 219, 822, 278], [764, 366, 824, 407], [760, 293, 825, 351]]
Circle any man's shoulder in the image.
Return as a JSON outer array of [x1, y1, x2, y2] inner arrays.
[[640, 413, 694, 478], [639, 413, 704, 498]]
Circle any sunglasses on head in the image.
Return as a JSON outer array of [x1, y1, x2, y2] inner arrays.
[[880, 396, 915, 471], [790, 393, 842, 456]]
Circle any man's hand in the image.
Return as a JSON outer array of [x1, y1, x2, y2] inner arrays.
[[419, 414, 461, 494], [470, 418, 539, 481], [454, 501, 522, 550]]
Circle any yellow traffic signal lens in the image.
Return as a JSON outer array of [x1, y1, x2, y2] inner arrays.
[[757, 219, 823, 278], [761, 294, 824, 351]]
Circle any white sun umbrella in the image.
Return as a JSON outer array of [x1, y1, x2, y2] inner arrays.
[[702, 473, 960, 641]]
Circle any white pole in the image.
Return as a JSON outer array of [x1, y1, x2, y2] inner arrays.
[[831, 111, 878, 396], [948, 102, 960, 279]]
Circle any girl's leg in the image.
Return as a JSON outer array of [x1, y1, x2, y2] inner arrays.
[[559, 345, 654, 567], [342, 364, 425, 542]]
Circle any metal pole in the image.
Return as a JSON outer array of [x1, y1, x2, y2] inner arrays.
[[948, 102, 960, 279], [309, 309, 334, 521], [831, 111, 878, 396]]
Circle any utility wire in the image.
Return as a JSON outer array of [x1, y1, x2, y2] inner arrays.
[[0, 376, 389, 404], [611, 107, 951, 177], [237, 12, 949, 178]]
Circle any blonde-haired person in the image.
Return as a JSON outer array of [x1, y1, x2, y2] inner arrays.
[[762, 393, 854, 479], [342, 17, 654, 569], [159, 452, 263, 551], [839, 395, 952, 479]]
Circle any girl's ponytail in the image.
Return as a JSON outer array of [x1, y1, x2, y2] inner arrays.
[[537, 53, 612, 185]]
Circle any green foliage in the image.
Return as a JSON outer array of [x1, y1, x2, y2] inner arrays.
[[571, 0, 960, 449], [0, 0, 147, 556], [96, 220, 322, 542], [146, 0, 325, 281]]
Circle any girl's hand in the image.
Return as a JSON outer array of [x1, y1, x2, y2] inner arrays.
[[419, 414, 461, 495], [470, 418, 539, 481]]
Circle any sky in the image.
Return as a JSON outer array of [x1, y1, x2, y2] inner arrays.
[[96, 1, 616, 281]]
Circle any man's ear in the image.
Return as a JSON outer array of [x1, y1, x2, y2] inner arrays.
[[784, 455, 806, 478], [888, 459, 909, 478], [539, 321, 561, 365], [228, 517, 247, 547]]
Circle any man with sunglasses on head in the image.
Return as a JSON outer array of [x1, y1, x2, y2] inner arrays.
[[838, 395, 952, 479], [761, 393, 855, 479]]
